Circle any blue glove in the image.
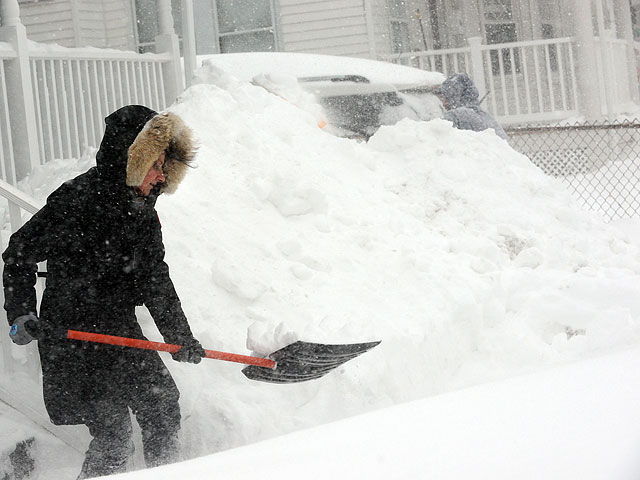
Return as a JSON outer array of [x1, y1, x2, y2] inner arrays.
[[171, 338, 205, 364], [9, 314, 40, 345]]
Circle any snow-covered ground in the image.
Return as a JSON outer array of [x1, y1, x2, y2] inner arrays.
[[3, 60, 640, 479], [114, 345, 640, 480]]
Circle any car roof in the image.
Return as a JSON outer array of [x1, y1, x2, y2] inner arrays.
[[198, 52, 444, 96]]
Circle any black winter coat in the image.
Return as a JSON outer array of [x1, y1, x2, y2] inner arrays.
[[3, 105, 197, 425]]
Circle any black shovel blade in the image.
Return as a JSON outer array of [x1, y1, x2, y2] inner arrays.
[[242, 340, 381, 384]]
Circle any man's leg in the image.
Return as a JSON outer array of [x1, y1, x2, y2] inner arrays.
[[136, 396, 181, 468], [131, 357, 182, 468], [77, 401, 134, 479]]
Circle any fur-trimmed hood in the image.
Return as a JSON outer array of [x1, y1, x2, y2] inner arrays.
[[95, 105, 195, 195], [127, 112, 196, 194]]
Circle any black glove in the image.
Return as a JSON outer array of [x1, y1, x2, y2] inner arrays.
[[171, 338, 206, 364], [9, 314, 41, 345]]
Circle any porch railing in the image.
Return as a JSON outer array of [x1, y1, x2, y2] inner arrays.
[[0, 42, 19, 184], [0, 8, 184, 187], [382, 37, 581, 125], [28, 49, 172, 166], [382, 35, 635, 126]]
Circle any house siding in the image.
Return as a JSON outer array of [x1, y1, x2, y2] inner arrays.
[[18, 0, 134, 50], [19, 0, 76, 46], [279, 0, 371, 57], [77, 0, 134, 50], [369, 0, 393, 56]]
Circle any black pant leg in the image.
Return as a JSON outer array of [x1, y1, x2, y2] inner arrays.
[[129, 351, 182, 468], [77, 400, 133, 479]]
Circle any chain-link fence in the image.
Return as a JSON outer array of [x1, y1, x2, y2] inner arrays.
[[506, 120, 640, 222]]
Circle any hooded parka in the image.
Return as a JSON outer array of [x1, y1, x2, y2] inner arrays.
[[3, 105, 197, 426], [437, 73, 509, 141]]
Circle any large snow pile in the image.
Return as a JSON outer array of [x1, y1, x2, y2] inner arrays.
[[4, 63, 640, 475]]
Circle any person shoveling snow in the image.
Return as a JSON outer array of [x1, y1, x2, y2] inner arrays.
[[3, 104, 379, 478], [4, 105, 206, 478]]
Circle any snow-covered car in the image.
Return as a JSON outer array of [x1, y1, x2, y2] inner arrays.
[[195, 52, 444, 139]]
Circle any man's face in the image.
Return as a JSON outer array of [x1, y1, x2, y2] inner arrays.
[[439, 95, 451, 111], [137, 151, 166, 197]]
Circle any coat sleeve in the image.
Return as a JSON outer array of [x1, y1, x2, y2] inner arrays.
[[142, 214, 197, 345], [2, 187, 76, 324]]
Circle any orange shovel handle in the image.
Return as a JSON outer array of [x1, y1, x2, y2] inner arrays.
[[66, 329, 276, 369]]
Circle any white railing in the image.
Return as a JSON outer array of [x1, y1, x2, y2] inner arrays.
[[0, 4, 184, 187], [481, 37, 579, 123], [390, 45, 473, 79], [382, 37, 581, 125], [0, 43, 19, 184], [28, 48, 172, 165]]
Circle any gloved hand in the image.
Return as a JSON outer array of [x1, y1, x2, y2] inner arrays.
[[171, 338, 205, 364], [9, 314, 41, 345]]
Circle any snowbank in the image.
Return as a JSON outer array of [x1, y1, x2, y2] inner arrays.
[[113, 345, 640, 480]]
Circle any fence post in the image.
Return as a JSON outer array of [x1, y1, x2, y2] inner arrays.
[[0, 0, 41, 182], [155, 0, 184, 106], [468, 37, 487, 98]]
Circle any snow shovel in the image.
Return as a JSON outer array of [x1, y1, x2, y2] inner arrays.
[[65, 330, 380, 384]]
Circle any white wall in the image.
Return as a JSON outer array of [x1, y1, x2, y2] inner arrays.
[[77, 0, 135, 50], [19, 0, 75, 46], [18, 0, 135, 50], [278, 0, 372, 57], [368, 0, 393, 56]]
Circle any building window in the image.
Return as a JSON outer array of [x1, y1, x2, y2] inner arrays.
[[215, 0, 276, 53], [132, 0, 277, 54], [388, 0, 410, 53]]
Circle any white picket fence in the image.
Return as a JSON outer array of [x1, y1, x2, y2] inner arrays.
[[0, 46, 178, 185], [0, 0, 186, 191], [0, 42, 19, 185], [28, 49, 172, 165], [382, 35, 635, 125]]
